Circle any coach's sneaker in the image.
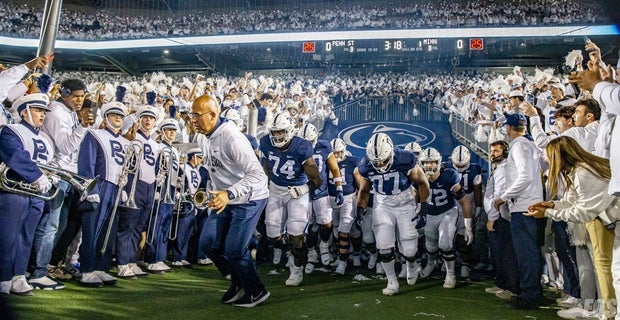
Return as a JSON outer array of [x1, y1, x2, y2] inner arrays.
[[1, 281, 10, 294], [273, 248, 282, 265], [443, 273, 456, 289], [406, 261, 422, 285], [335, 260, 347, 275], [116, 264, 137, 279], [233, 290, 270, 308], [80, 272, 104, 288], [28, 276, 65, 290], [221, 284, 243, 304], [129, 263, 148, 277], [420, 259, 437, 279], [94, 271, 117, 286], [368, 252, 378, 270], [382, 278, 399, 296], [285, 265, 303, 287], [319, 241, 331, 266], [11, 275, 34, 296]]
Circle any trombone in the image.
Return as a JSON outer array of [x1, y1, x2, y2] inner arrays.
[[100, 141, 143, 255], [146, 147, 173, 245], [169, 152, 188, 241]]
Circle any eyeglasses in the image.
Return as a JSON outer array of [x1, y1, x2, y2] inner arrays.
[[189, 112, 208, 119]]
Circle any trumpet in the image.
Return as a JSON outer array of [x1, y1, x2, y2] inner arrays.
[[37, 163, 98, 202], [0, 163, 60, 200], [193, 189, 210, 210], [100, 141, 142, 254]]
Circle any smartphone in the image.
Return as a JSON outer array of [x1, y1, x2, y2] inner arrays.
[[584, 36, 592, 44], [169, 105, 177, 119]]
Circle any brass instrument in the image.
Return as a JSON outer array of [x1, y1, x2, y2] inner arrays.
[[146, 147, 173, 245], [193, 189, 209, 210], [119, 142, 143, 209], [169, 152, 188, 241], [0, 163, 60, 200], [100, 141, 142, 254], [36, 163, 98, 202]]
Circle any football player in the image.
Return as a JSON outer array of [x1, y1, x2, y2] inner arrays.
[[355, 133, 431, 296], [259, 111, 322, 287], [418, 147, 473, 289], [298, 123, 343, 272]]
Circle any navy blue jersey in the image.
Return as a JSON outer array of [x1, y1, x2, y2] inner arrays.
[[328, 155, 359, 196], [358, 148, 416, 196], [428, 167, 461, 215], [443, 162, 483, 194], [310, 139, 333, 200], [259, 135, 313, 187]]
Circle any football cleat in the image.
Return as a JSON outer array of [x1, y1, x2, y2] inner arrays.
[[420, 259, 437, 279], [272, 248, 283, 265], [285, 265, 303, 287], [443, 273, 456, 289], [406, 261, 422, 285], [382, 278, 399, 296], [334, 260, 347, 275]]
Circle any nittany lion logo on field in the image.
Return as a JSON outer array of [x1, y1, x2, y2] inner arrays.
[[339, 122, 436, 152]]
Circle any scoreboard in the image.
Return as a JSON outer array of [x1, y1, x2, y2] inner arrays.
[[303, 38, 483, 54]]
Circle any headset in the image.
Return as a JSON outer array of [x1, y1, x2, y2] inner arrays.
[[60, 86, 72, 97], [490, 140, 509, 161]]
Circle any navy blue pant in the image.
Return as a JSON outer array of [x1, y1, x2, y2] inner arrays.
[[195, 209, 210, 260], [0, 192, 44, 281], [552, 220, 580, 298], [201, 198, 268, 296], [117, 180, 155, 265], [171, 207, 195, 262], [79, 181, 119, 273], [511, 212, 543, 303], [145, 203, 173, 263], [488, 217, 521, 293]]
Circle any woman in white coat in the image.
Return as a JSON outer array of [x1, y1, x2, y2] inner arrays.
[[526, 136, 620, 319]]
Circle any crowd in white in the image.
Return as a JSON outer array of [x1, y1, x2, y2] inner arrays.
[[0, 0, 607, 40]]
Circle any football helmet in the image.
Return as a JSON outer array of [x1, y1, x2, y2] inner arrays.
[[330, 138, 347, 162], [221, 108, 244, 130], [269, 111, 294, 148], [419, 147, 442, 177], [366, 133, 394, 173], [404, 142, 422, 155], [450, 145, 471, 173], [299, 122, 318, 146]]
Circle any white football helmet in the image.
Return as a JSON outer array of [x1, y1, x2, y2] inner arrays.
[[419, 147, 442, 177], [330, 138, 347, 162], [299, 122, 318, 146], [404, 142, 422, 155], [269, 111, 294, 148], [366, 133, 394, 173], [221, 108, 244, 131], [450, 145, 471, 173]]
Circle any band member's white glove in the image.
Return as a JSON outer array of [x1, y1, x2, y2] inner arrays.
[[154, 192, 160, 201], [121, 190, 128, 203], [156, 175, 165, 185], [288, 184, 309, 199], [86, 194, 100, 203], [36, 175, 53, 194], [464, 217, 474, 245], [49, 175, 60, 185]]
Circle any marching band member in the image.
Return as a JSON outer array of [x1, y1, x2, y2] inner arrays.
[[0, 93, 54, 295], [77, 101, 129, 287], [170, 145, 203, 267], [116, 105, 161, 279], [145, 119, 179, 274]]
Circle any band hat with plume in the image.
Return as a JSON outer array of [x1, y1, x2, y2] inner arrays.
[[13, 93, 51, 115], [159, 118, 178, 131]]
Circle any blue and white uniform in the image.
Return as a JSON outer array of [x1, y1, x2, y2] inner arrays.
[[171, 162, 201, 263], [425, 167, 461, 255], [0, 122, 54, 285], [260, 135, 313, 238], [116, 129, 160, 267], [329, 155, 359, 234], [77, 127, 129, 274], [308, 139, 334, 225], [357, 148, 419, 258]]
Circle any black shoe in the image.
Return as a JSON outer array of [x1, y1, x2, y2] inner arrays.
[[506, 296, 540, 310], [221, 285, 243, 304], [232, 290, 270, 308]]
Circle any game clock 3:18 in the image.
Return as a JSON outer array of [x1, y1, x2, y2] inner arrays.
[[384, 40, 404, 51]]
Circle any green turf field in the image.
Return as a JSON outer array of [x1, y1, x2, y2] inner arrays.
[[5, 264, 560, 320]]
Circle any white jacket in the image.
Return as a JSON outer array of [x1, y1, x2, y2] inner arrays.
[[545, 165, 620, 226], [500, 135, 544, 212], [196, 120, 269, 204], [484, 160, 511, 221], [592, 82, 620, 195], [41, 100, 87, 173]]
